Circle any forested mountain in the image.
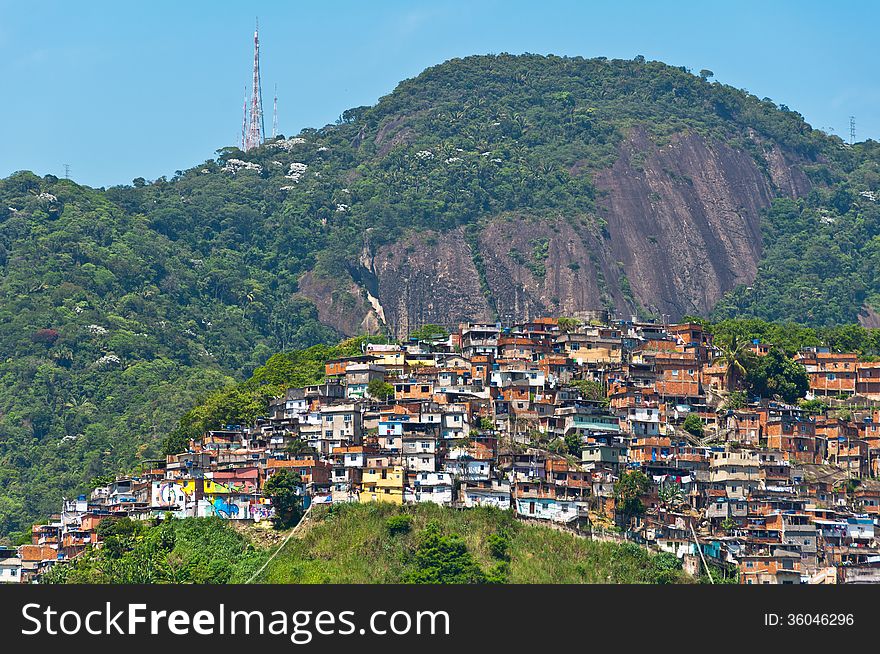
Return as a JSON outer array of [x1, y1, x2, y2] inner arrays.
[[1, 53, 879, 536]]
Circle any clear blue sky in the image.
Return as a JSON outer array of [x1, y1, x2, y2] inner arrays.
[[2, 0, 877, 188]]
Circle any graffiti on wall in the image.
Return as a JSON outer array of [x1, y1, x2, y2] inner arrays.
[[150, 481, 186, 509]]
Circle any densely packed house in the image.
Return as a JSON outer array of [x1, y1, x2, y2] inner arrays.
[[10, 317, 880, 584]]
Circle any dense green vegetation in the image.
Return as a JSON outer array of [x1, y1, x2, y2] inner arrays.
[[263, 470, 305, 529], [41, 505, 692, 584], [0, 173, 338, 537], [41, 517, 266, 584], [712, 160, 880, 325], [699, 317, 880, 358], [255, 503, 692, 584], [744, 348, 810, 404], [2, 53, 879, 537]]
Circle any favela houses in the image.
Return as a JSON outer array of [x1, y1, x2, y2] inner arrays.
[[7, 316, 880, 585]]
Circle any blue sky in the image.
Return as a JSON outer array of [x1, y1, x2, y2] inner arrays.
[[1, 0, 877, 188]]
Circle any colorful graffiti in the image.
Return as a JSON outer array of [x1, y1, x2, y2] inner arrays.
[[150, 481, 186, 509], [248, 504, 274, 522], [209, 497, 242, 519], [204, 479, 257, 495]]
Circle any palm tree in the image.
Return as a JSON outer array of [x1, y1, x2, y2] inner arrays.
[[285, 438, 317, 457], [658, 481, 684, 510], [712, 334, 752, 391]]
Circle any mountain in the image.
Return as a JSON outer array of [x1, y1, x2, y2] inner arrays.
[[1, 53, 879, 535]]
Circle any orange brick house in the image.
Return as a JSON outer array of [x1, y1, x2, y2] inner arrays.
[[795, 350, 857, 397]]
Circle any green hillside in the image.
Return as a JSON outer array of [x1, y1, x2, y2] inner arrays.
[[43, 504, 695, 584], [1, 53, 879, 535]]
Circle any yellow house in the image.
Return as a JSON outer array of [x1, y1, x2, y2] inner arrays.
[[360, 466, 405, 504], [405, 355, 436, 369], [366, 344, 406, 371]]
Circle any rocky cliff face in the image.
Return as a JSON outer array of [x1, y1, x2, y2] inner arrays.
[[476, 215, 625, 322], [308, 128, 809, 339], [364, 227, 494, 338], [593, 127, 801, 318], [296, 271, 382, 336]]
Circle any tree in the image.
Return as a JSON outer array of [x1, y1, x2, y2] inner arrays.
[[682, 413, 704, 438], [720, 517, 737, 534], [658, 481, 684, 510], [712, 334, 754, 391], [285, 438, 317, 457], [547, 437, 568, 455], [746, 347, 809, 403], [161, 428, 191, 457], [614, 471, 650, 527], [367, 378, 395, 401], [564, 432, 583, 456], [404, 521, 486, 584], [569, 379, 607, 404], [699, 69, 714, 80], [724, 390, 748, 410], [409, 324, 449, 341], [557, 317, 582, 333], [263, 470, 304, 529], [651, 552, 684, 584]]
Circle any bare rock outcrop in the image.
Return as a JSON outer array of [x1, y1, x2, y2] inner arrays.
[[366, 227, 493, 339], [593, 127, 804, 318], [296, 271, 382, 336], [309, 128, 811, 334], [477, 215, 624, 321]]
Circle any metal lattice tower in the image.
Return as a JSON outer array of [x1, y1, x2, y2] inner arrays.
[[850, 116, 856, 146], [243, 20, 264, 151]]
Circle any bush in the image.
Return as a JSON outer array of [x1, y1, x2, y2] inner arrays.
[[485, 561, 510, 584], [487, 532, 510, 561], [682, 413, 704, 438], [651, 552, 683, 584], [385, 515, 413, 536], [403, 521, 486, 584]]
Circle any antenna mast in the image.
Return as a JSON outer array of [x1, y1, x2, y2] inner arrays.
[[850, 116, 856, 146], [244, 19, 264, 151]]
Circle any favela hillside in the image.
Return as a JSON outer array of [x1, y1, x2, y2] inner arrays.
[[8, 316, 880, 585]]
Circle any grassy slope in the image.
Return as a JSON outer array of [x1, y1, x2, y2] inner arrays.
[[254, 503, 694, 584]]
